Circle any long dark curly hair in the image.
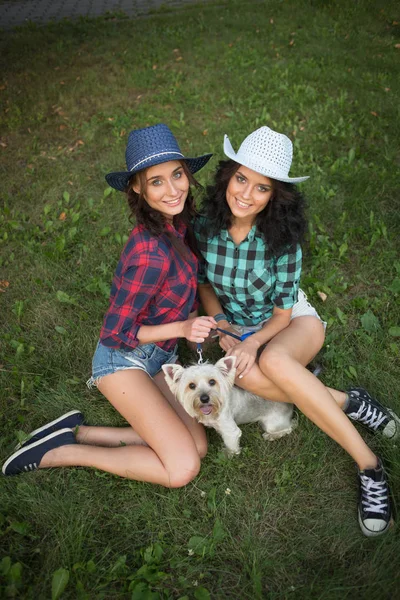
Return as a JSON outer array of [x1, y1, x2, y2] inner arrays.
[[126, 161, 201, 260], [201, 159, 307, 258]]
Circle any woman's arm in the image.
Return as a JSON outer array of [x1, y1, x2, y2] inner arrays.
[[136, 316, 216, 345], [198, 282, 240, 350]]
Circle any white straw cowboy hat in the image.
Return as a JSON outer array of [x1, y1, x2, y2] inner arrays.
[[223, 125, 309, 184]]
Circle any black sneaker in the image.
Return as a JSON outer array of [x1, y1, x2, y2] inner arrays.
[[358, 458, 394, 537], [14, 410, 84, 450], [345, 388, 400, 439], [2, 429, 76, 476]]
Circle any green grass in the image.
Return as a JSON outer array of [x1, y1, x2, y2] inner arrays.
[[1, 0, 400, 597]]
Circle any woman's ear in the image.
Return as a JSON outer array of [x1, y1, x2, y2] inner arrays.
[[132, 181, 141, 194]]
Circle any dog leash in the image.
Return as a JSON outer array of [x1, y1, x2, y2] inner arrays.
[[196, 328, 255, 365], [216, 327, 255, 342]]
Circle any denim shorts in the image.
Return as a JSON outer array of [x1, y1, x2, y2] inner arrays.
[[234, 289, 327, 335], [87, 340, 178, 388]]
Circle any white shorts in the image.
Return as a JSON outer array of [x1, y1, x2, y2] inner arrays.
[[234, 289, 327, 335]]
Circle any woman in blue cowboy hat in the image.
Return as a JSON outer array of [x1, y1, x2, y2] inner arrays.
[[194, 125, 399, 537], [3, 124, 217, 487]]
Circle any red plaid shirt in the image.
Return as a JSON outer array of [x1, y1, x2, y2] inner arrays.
[[100, 221, 198, 352]]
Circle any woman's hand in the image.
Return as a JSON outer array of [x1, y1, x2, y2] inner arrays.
[[181, 316, 216, 343], [217, 324, 242, 352], [226, 338, 261, 378]]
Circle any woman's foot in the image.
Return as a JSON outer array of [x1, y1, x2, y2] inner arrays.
[[358, 458, 394, 537], [15, 410, 84, 450], [2, 429, 76, 475], [344, 388, 400, 439]]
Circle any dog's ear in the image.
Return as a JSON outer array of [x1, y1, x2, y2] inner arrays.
[[215, 356, 237, 384], [161, 363, 184, 389]]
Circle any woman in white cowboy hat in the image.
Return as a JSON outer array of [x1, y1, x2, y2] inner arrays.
[[3, 124, 217, 487], [194, 125, 399, 537]]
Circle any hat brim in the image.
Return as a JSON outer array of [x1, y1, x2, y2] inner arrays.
[[105, 153, 213, 192], [223, 135, 309, 184]]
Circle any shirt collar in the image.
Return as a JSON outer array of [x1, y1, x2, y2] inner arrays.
[[220, 225, 258, 243], [165, 219, 186, 239]]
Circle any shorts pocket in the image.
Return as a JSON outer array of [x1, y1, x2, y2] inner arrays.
[[117, 343, 155, 361]]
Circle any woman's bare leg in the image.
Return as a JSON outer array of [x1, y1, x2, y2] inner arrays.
[[241, 316, 377, 469], [76, 371, 207, 457], [39, 370, 203, 487]]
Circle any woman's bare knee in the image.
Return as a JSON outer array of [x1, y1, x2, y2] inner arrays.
[[166, 454, 201, 488], [259, 348, 290, 380]]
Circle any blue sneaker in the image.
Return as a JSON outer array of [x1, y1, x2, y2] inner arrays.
[[2, 429, 76, 476], [15, 410, 84, 450]]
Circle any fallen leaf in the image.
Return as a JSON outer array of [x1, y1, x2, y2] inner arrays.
[[76, 76, 80, 81], [0, 280, 10, 292], [384, 87, 390, 92], [120, 129, 126, 137], [289, 39, 295, 46], [173, 48, 180, 53], [68, 181, 73, 185], [107, 117, 115, 121], [395, 44, 400, 48], [202, 129, 208, 136], [0, 85, 7, 90], [59, 212, 66, 221], [228, 43, 233, 47], [370, 111, 378, 117], [270, 18, 274, 24], [317, 291, 327, 302], [60, 81, 65, 85], [0, 142, 7, 148], [59, 125, 67, 131], [152, 64, 157, 70], [175, 56, 183, 61]]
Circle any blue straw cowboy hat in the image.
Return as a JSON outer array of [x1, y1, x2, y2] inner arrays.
[[224, 126, 309, 184], [106, 123, 213, 191]]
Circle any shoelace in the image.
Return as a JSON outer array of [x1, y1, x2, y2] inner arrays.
[[360, 475, 388, 514], [349, 400, 387, 431]]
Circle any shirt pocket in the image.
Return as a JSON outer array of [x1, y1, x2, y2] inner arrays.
[[246, 268, 273, 301]]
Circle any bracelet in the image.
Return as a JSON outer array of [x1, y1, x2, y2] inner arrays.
[[213, 313, 229, 323]]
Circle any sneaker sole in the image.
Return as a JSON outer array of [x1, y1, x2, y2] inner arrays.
[[2, 428, 74, 475], [14, 410, 83, 450]]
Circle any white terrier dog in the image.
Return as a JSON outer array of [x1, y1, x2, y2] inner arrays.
[[162, 356, 295, 456]]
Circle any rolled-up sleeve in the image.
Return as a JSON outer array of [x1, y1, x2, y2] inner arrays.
[[271, 244, 302, 310], [101, 249, 168, 349]]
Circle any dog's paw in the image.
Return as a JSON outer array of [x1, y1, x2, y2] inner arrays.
[[222, 446, 241, 458], [262, 428, 293, 441]]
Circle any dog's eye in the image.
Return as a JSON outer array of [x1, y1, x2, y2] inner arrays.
[[209, 379, 216, 386], [189, 383, 196, 390]]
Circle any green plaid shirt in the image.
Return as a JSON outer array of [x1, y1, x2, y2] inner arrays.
[[193, 215, 302, 326]]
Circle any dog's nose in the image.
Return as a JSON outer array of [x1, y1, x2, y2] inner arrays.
[[200, 394, 210, 404]]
